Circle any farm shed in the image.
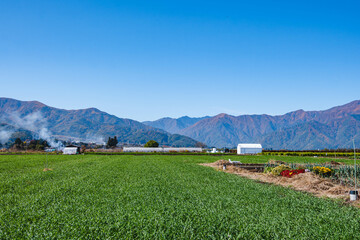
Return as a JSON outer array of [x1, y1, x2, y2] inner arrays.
[[237, 144, 262, 155], [63, 145, 80, 155]]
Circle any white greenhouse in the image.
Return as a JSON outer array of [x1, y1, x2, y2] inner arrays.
[[122, 147, 202, 153], [237, 144, 262, 155], [63, 145, 80, 155]]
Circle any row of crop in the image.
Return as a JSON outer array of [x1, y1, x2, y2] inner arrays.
[[332, 165, 360, 187], [263, 149, 360, 153], [263, 151, 360, 157], [264, 164, 307, 178], [84, 151, 237, 156], [264, 162, 360, 187], [307, 164, 360, 187]]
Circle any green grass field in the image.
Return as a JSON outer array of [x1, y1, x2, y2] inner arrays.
[[1, 154, 360, 239]]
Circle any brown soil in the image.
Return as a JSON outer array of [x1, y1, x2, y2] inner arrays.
[[268, 159, 286, 165], [324, 161, 346, 165], [201, 160, 360, 207], [43, 168, 53, 172]]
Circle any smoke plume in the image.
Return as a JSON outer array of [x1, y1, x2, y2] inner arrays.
[[84, 133, 106, 145], [0, 129, 14, 144], [0, 111, 63, 149]]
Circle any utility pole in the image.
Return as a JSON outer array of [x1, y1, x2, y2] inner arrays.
[[353, 139, 357, 193]]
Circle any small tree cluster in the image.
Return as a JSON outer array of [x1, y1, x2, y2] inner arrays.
[[27, 139, 50, 150], [107, 136, 118, 148], [144, 140, 159, 148], [12, 138, 25, 150], [11, 138, 49, 151]]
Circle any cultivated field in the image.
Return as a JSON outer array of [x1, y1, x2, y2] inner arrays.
[[1, 154, 360, 239]]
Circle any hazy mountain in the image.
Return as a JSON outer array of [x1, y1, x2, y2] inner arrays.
[[261, 114, 360, 150], [0, 98, 201, 147], [3, 97, 360, 149], [0, 123, 34, 144], [145, 100, 360, 149], [143, 116, 211, 134]]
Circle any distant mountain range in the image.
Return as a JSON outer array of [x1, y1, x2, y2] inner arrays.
[[143, 116, 211, 134], [0, 98, 201, 147], [144, 100, 360, 150], [2, 97, 360, 150]]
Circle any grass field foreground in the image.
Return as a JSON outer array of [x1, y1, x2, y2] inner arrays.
[[1, 154, 360, 239]]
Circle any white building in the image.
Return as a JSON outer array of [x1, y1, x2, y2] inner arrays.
[[211, 148, 217, 153], [122, 147, 202, 153], [237, 144, 262, 155], [63, 145, 80, 155]]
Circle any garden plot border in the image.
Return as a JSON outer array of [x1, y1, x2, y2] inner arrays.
[[201, 160, 360, 208]]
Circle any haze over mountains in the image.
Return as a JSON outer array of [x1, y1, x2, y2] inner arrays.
[[1, 97, 360, 150], [144, 100, 360, 150], [0, 98, 200, 147]]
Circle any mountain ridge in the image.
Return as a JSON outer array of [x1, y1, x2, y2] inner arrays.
[[143, 115, 211, 134], [0, 98, 201, 147], [144, 100, 360, 149], [3, 97, 360, 149]]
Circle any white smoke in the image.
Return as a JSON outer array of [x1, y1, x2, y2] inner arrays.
[[0, 115, 14, 144], [7, 112, 45, 132], [39, 128, 64, 150], [84, 133, 106, 145], [1, 111, 64, 150], [0, 129, 14, 144]]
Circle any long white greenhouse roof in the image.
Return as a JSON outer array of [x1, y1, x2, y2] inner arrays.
[[237, 143, 262, 148]]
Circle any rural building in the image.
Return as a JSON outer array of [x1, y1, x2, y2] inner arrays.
[[122, 147, 203, 153], [211, 148, 217, 153], [237, 144, 262, 155], [63, 145, 80, 155]]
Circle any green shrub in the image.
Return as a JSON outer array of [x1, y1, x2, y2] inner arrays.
[[271, 164, 292, 176], [263, 167, 274, 174], [144, 140, 159, 147]]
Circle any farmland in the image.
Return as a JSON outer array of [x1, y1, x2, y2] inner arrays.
[[1, 154, 360, 239]]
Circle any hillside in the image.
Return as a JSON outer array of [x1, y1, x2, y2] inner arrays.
[[0, 98, 201, 147], [143, 116, 210, 134], [0, 123, 34, 145], [145, 101, 360, 149]]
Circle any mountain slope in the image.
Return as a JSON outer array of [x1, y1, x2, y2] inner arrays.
[[261, 121, 336, 150], [0, 98, 201, 147], [147, 100, 360, 149], [0, 123, 34, 144], [143, 116, 210, 134]]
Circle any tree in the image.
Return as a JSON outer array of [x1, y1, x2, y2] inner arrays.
[[107, 136, 118, 148], [13, 138, 24, 150], [27, 139, 49, 151], [14, 138, 22, 145], [35, 144, 44, 151], [28, 140, 38, 150], [144, 140, 159, 148], [81, 145, 86, 153]]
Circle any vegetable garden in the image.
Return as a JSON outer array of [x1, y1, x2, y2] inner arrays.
[[264, 161, 360, 188]]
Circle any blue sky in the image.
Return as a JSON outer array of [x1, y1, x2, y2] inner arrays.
[[0, 0, 359, 121]]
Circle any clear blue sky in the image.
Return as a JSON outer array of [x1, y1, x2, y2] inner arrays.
[[0, 0, 359, 121]]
